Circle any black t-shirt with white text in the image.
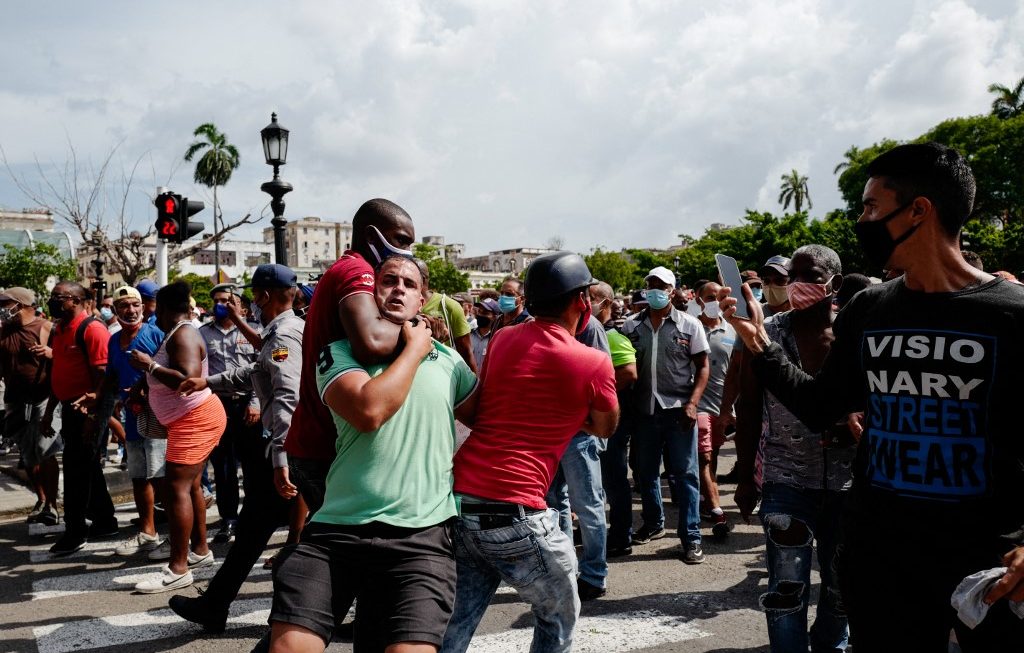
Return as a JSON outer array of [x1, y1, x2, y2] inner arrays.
[[753, 277, 1024, 548]]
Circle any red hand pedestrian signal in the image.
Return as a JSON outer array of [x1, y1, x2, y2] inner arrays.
[[164, 198, 176, 214]]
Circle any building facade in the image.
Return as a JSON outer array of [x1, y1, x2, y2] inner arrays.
[[263, 216, 353, 274]]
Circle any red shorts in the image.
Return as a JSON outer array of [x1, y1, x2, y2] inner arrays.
[[697, 412, 726, 454]]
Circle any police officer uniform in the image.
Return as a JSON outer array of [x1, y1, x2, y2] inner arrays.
[[169, 264, 304, 631]]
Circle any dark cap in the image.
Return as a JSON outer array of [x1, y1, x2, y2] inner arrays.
[[210, 283, 241, 297], [475, 298, 500, 314], [630, 289, 648, 305], [741, 270, 762, 286], [242, 264, 297, 289], [761, 255, 791, 276]]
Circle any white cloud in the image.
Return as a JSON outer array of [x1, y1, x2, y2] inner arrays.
[[0, 0, 1022, 257]]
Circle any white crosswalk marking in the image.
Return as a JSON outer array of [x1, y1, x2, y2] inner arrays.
[[467, 610, 710, 652], [32, 598, 271, 653], [29, 560, 272, 600]]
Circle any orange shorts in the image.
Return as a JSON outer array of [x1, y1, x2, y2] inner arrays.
[[165, 394, 227, 465], [697, 412, 726, 454]]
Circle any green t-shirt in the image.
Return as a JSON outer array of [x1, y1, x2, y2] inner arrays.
[[422, 293, 472, 345], [607, 328, 637, 368], [314, 339, 477, 528]]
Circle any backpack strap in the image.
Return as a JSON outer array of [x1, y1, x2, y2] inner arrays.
[[75, 315, 100, 368]]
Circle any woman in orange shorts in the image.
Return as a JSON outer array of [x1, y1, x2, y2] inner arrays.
[[129, 281, 226, 593]]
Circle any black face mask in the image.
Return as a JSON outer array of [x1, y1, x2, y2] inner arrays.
[[475, 315, 491, 329], [47, 299, 66, 318], [854, 202, 916, 268]]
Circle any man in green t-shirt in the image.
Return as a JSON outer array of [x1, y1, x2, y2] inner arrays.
[[268, 256, 478, 653], [590, 281, 640, 556], [415, 259, 478, 374]]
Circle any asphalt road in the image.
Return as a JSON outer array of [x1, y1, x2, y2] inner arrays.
[[0, 445, 788, 653]]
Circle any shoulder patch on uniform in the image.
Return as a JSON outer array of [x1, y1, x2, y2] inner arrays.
[[272, 346, 289, 362], [358, 273, 374, 287]]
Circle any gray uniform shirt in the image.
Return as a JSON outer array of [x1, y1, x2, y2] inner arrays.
[[697, 320, 736, 416], [760, 311, 854, 491], [470, 329, 492, 367], [207, 310, 304, 469], [199, 320, 259, 407], [621, 308, 709, 416]]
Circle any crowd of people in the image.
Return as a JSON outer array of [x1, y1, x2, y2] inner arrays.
[[1, 142, 1023, 652]]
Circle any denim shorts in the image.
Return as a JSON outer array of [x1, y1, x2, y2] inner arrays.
[[270, 519, 457, 647], [125, 437, 167, 480], [5, 401, 62, 468]]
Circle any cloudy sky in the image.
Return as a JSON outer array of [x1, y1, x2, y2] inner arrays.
[[1, 0, 1020, 256]]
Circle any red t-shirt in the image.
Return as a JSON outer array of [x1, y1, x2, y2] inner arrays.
[[285, 251, 375, 460], [453, 320, 618, 510], [51, 312, 109, 402]]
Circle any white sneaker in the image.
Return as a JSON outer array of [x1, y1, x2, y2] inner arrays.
[[187, 550, 215, 569], [135, 565, 194, 594], [115, 532, 162, 556], [148, 540, 171, 561]]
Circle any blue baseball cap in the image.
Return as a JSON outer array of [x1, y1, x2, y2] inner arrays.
[[136, 279, 160, 300], [298, 283, 315, 302], [243, 264, 297, 289]]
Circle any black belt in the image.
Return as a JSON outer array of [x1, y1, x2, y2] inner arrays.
[[460, 501, 544, 517]]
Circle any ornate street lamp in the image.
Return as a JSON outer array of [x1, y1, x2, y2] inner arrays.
[[260, 112, 293, 265], [90, 229, 107, 303]]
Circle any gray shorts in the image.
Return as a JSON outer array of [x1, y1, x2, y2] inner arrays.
[[126, 437, 167, 480], [5, 401, 62, 467]]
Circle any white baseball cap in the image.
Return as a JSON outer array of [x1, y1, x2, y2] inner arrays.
[[645, 266, 676, 288]]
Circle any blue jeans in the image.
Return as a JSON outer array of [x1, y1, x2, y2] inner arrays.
[[632, 407, 700, 545], [759, 482, 849, 653], [600, 415, 633, 549], [545, 433, 608, 588], [441, 498, 580, 653]]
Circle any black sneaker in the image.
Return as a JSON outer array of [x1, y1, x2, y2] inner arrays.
[[717, 466, 739, 484], [88, 520, 120, 538], [577, 578, 607, 601], [36, 508, 60, 526], [50, 533, 87, 556], [26, 501, 45, 523], [607, 544, 633, 558], [169, 594, 227, 634], [711, 512, 733, 538], [682, 542, 706, 565], [212, 521, 236, 544], [631, 525, 665, 545]]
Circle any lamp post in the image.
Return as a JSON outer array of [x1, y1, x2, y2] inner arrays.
[[90, 229, 107, 303], [260, 112, 293, 265], [673, 255, 680, 288]]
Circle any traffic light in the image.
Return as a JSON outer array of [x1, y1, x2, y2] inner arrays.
[[154, 192, 205, 243]]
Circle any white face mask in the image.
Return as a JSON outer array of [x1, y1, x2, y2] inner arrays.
[[702, 300, 722, 319], [685, 301, 703, 317]]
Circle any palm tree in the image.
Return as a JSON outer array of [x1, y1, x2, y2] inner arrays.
[[778, 169, 812, 213], [833, 145, 861, 175], [988, 77, 1024, 119], [184, 123, 240, 281]]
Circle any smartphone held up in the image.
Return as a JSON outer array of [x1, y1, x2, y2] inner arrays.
[[714, 253, 751, 320]]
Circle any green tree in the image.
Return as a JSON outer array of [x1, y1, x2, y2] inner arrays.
[[413, 243, 470, 295], [584, 248, 637, 293], [778, 169, 812, 212], [185, 123, 241, 281], [170, 272, 215, 312], [988, 77, 1024, 119], [0, 242, 77, 299]]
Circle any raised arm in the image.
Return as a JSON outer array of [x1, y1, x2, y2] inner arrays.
[[339, 293, 404, 366], [322, 320, 434, 432]]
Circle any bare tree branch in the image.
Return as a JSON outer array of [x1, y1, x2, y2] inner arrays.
[[168, 211, 260, 264]]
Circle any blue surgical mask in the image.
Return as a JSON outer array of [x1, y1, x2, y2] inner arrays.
[[750, 286, 764, 302], [99, 307, 114, 321], [646, 289, 671, 310], [498, 295, 518, 314]]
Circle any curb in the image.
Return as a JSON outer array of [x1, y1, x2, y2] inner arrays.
[[0, 457, 134, 519]]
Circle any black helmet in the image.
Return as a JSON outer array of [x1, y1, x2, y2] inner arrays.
[[524, 251, 597, 304]]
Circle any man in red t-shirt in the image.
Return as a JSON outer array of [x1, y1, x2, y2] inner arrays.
[[443, 252, 619, 653], [41, 281, 115, 555]]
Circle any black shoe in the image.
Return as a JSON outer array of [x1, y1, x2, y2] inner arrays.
[[631, 525, 665, 545], [711, 512, 733, 538], [607, 544, 633, 558], [50, 533, 87, 556], [717, 466, 739, 484], [577, 578, 607, 601], [169, 594, 227, 634], [36, 508, 60, 526], [682, 542, 706, 565], [212, 521, 236, 544], [88, 520, 120, 538]]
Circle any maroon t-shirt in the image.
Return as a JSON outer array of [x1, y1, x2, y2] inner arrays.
[[285, 251, 375, 461]]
